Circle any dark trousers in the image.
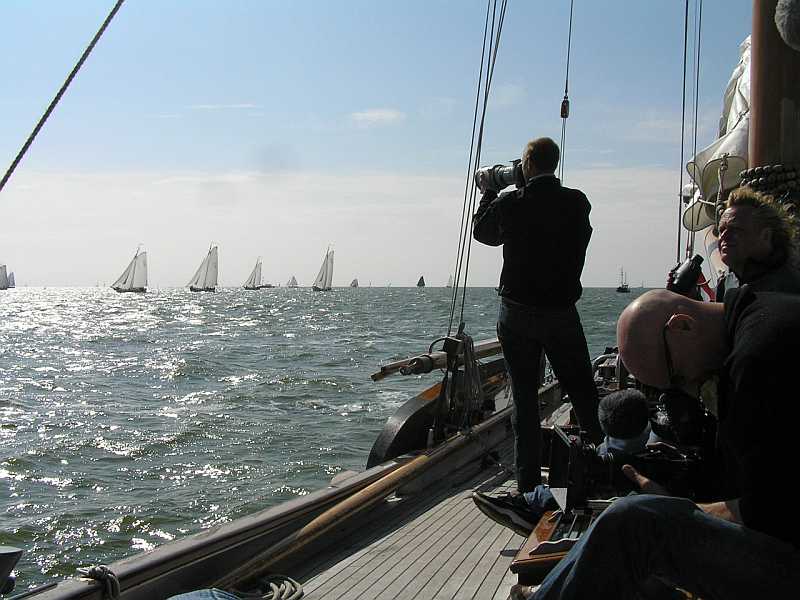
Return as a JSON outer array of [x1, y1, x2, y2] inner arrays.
[[533, 494, 800, 600], [497, 299, 600, 492]]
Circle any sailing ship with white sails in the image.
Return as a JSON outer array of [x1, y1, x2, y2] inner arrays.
[[312, 248, 334, 292], [188, 245, 219, 292], [286, 275, 298, 288], [7, 272, 15, 288], [111, 247, 148, 293], [243, 258, 272, 290], [0, 265, 9, 290]]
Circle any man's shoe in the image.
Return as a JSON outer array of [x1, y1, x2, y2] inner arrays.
[[471, 491, 539, 537]]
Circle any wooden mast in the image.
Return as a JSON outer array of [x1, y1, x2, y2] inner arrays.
[[749, 0, 800, 167]]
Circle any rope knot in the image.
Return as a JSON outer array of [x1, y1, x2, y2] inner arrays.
[[77, 565, 121, 600]]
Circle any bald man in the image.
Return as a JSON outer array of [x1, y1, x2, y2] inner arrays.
[[530, 287, 800, 600]]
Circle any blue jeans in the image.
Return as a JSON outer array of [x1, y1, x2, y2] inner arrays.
[[497, 299, 600, 492], [168, 590, 240, 600], [533, 495, 800, 600]]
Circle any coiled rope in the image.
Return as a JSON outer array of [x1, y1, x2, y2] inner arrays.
[[0, 0, 126, 195], [234, 574, 304, 600], [77, 565, 120, 600]]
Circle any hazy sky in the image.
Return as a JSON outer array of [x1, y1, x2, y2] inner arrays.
[[1, 1, 751, 287]]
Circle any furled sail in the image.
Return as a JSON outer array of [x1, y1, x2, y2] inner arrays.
[[112, 249, 148, 292], [243, 259, 262, 289], [8, 272, 15, 288], [0, 265, 8, 290], [312, 249, 334, 291], [350, 278, 358, 288], [188, 246, 219, 291]]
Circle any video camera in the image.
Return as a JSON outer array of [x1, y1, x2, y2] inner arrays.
[[545, 425, 707, 511], [474, 159, 526, 193]]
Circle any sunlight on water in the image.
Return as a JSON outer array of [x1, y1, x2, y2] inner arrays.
[[0, 285, 643, 589]]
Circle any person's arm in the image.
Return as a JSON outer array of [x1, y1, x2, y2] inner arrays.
[[472, 190, 503, 246]]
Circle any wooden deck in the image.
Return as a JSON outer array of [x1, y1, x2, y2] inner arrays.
[[297, 441, 524, 600]]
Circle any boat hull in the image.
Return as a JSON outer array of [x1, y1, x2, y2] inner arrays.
[[243, 285, 273, 290], [189, 287, 216, 292], [312, 286, 331, 292], [113, 287, 146, 294]]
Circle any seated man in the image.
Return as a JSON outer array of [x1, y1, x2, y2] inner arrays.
[[716, 187, 800, 299], [527, 287, 800, 600]]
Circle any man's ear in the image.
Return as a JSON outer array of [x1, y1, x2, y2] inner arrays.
[[666, 313, 695, 332]]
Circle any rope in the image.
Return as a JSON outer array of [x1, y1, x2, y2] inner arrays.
[[0, 0, 126, 195], [558, 0, 575, 183], [676, 0, 690, 264], [234, 575, 304, 600], [77, 565, 120, 600]]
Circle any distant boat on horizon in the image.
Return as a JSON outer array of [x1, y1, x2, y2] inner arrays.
[[312, 248, 334, 292], [243, 258, 272, 290], [417, 276, 425, 288], [7, 271, 15, 288], [287, 275, 298, 288], [112, 247, 148, 293], [0, 265, 9, 290], [350, 278, 359, 288], [188, 245, 218, 292], [616, 267, 630, 293], [446, 274, 453, 288]]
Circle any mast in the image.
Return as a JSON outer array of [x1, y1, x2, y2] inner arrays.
[[750, 0, 800, 167]]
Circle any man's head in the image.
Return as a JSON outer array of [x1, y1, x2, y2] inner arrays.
[[522, 137, 560, 179], [617, 289, 728, 390], [718, 187, 796, 279]]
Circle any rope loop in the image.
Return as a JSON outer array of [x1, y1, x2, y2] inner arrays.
[[77, 565, 121, 600], [233, 574, 304, 600]]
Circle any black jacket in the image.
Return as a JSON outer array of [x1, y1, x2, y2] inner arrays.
[[720, 286, 800, 548], [472, 174, 592, 307]]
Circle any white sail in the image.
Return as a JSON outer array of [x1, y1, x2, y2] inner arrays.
[[0, 265, 8, 290], [188, 246, 218, 290], [447, 274, 453, 288], [287, 276, 298, 287], [8, 272, 15, 288], [112, 249, 148, 291], [244, 259, 262, 288], [312, 249, 334, 291]]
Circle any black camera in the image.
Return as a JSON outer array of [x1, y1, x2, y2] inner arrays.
[[545, 425, 707, 510]]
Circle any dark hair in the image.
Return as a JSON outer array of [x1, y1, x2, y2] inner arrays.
[[598, 389, 650, 439], [726, 187, 797, 258], [523, 137, 560, 174]]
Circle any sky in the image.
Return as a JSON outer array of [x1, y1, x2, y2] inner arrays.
[[0, 1, 752, 287]]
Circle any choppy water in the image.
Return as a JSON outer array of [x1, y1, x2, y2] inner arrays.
[[0, 286, 644, 589]]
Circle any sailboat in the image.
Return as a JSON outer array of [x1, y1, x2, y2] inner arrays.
[[446, 274, 453, 288], [8, 272, 15, 288], [416, 275, 425, 287], [0, 265, 8, 290], [111, 247, 148, 293], [243, 258, 272, 290], [311, 248, 334, 292], [616, 267, 630, 293], [350, 278, 358, 288], [187, 245, 218, 292], [286, 275, 298, 288]]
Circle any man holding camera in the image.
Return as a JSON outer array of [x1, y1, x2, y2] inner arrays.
[[473, 137, 602, 496], [525, 287, 800, 599]]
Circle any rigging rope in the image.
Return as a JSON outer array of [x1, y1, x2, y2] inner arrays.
[[686, 0, 703, 257], [676, 0, 690, 264], [0, 0, 126, 195], [558, 0, 575, 183]]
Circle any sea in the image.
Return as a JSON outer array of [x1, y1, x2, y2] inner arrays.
[[0, 286, 645, 589]]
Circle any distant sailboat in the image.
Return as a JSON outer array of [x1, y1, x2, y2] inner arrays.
[[350, 278, 359, 288], [7, 272, 15, 288], [188, 245, 218, 292], [417, 276, 425, 288], [287, 276, 298, 288], [0, 265, 8, 290], [616, 267, 630, 293], [112, 247, 148, 293], [243, 258, 271, 290], [312, 248, 334, 292], [446, 274, 453, 288]]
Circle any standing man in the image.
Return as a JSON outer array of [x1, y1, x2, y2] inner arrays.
[[473, 137, 602, 495]]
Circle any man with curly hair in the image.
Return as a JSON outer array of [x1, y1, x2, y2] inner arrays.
[[717, 187, 800, 297]]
